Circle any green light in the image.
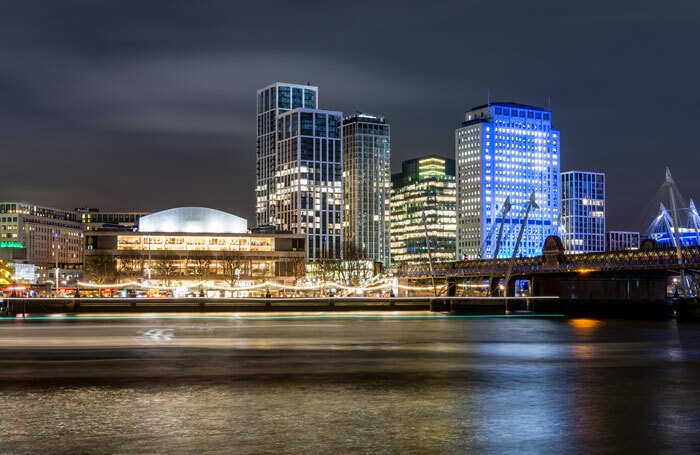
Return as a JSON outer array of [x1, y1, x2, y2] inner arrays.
[[0, 241, 23, 248]]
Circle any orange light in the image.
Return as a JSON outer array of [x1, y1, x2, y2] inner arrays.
[[570, 318, 603, 330]]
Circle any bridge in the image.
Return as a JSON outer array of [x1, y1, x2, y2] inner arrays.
[[398, 240, 700, 280], [393, 238, 700, 318], [395, 167, 700, 308]]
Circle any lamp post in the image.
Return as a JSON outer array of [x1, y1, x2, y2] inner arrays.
[[145, 233, 152, 286], [53, 231, 59, 298]]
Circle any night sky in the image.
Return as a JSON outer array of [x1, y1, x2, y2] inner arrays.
[[1, 1, 699, 230]]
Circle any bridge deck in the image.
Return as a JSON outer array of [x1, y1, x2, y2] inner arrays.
[[397, 246, 700, 279]]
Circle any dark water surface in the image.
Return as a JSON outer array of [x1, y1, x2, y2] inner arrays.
[[1, 313, 700, 454]]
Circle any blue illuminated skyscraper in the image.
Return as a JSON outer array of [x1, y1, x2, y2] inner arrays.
[[455, 102, 560, 260]]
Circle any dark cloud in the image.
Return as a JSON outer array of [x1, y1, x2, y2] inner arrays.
[[1, 0, 699, 230]]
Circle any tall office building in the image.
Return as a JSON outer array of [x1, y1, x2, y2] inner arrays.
[[0, 201, 83, 268], [561, 171, 605, 253], [256, 83, 318, 228], [275, 108, 344, 261], [455, 102, 561, 260], [342, 113, 391, 266], [390, 156, 456, 266]]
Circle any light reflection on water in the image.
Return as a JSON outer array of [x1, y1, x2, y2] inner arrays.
[[1, 314, 699, 454]]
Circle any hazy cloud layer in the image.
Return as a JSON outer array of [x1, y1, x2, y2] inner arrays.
[[1, 0, 699, 229]]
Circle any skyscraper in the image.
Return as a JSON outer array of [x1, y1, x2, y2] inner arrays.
[[561, 171, 605, 253], [455, 102, 560, 260], [342, 113, 391, 266], [275, 108, 343, 261], [390, 156, 456, 267], [256, 83, 318, 228]]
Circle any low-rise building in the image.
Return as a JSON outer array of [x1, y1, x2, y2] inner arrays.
[[607, 231, 640, 251], [83, 207, 306, 290], [77, 208, 150, 231]]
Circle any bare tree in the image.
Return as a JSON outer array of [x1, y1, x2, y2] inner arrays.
[[115, 255, 142, 283], [336, 243, 373, 287], [190, 257, 212, 295], [220, 251, 247, 288], [290, 255, 307, 285], [84, 254, 116, 297], [154, 253, 178, 287], [84, 254, 116, 285]]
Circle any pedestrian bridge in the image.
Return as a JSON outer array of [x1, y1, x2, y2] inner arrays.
[[396, 242, 700, 280]]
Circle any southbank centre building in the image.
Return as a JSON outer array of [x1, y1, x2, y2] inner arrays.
[[83, 207, 306, 295]]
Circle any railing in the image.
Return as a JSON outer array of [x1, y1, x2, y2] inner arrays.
[[395, 246, 700, 278]]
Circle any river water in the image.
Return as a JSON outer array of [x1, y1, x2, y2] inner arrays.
[[1, 313, 699, 454]]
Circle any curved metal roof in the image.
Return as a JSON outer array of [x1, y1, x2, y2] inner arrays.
[[138, 207, 247, 234]]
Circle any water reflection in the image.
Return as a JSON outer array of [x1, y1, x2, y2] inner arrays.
[[569, 318, 604, 331], [0, 314, 699, 454]]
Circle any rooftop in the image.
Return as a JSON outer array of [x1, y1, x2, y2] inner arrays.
[[138, 207, 247, 234], [343, 112, 386, 124], [468, 102, 547, 112]]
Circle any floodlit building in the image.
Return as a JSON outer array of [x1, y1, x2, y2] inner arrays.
[[256, 82, 318, 228], [455, 102, 561, 260], [342, 113, 391, 266], [390, 156, 456, 267], [0, 201, 83, 269], [607, 231, 640, 251], [275, 108, 343, 260], [83, 207, 306, 289], [561, 171, 606, 253]]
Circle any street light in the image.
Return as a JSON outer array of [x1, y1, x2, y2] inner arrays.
[[53, 231, 59, 297]]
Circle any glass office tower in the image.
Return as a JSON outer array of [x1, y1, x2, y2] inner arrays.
[[561, 171, 605, 253], [390, 156, 456, 266], [342, 113, 391, 266], [275, 108, 343, 261], [455, 102, 560, 260], [256, 83, 318, 228]]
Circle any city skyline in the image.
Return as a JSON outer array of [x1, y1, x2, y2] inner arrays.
[[2, 4, 700, 454], [1, 1, 699, 232]]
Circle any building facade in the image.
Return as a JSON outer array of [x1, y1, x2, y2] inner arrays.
[[390, 156, 456, 267], [455, 102, 561, 260], [256, 82, 318, 228], [607, 231, 640, 251], [342, 113, 391, 266], [275, 108, 343, 261], [77, 208, 150, 231], [0, 201, 83, 268], [561, 171, 605, 253], [84, 207, 305, 288]]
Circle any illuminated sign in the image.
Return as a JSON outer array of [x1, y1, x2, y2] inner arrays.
[[0, 241, 23, 248]]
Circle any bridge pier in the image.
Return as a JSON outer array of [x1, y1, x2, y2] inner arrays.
[[446, 278, 457, 297], [489, 277, 500, 297]]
